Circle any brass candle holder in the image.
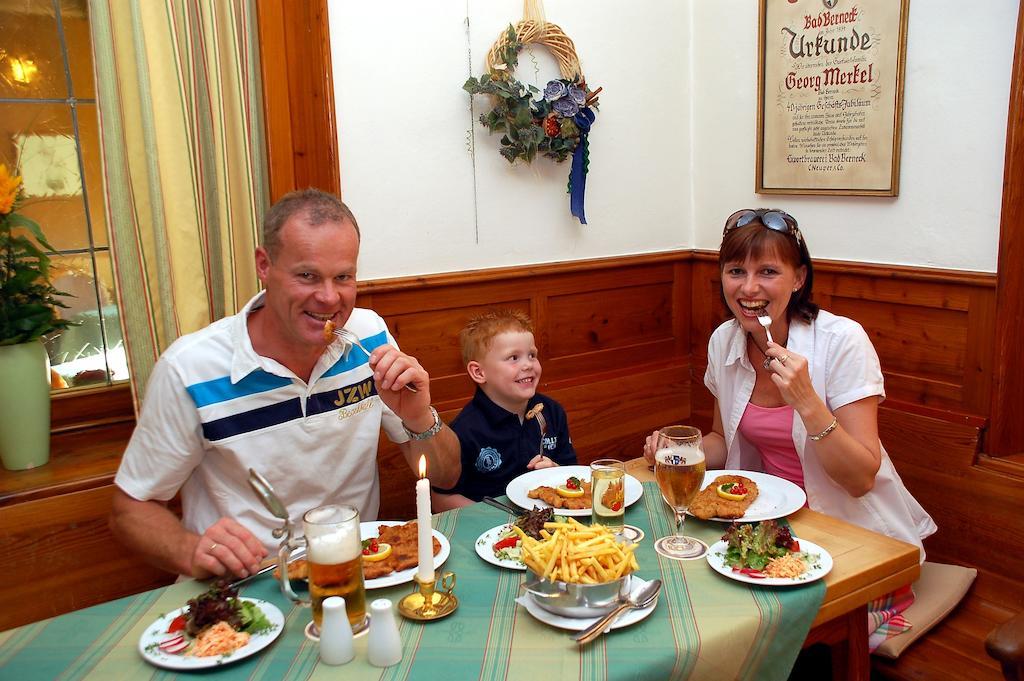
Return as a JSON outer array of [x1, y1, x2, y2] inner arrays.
[[398, 571, 458, 621]]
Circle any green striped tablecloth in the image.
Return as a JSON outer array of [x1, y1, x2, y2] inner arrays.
[[0, 483, 824, 680]]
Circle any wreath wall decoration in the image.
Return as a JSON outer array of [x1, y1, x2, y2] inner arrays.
[[463, 21, 601, 224]]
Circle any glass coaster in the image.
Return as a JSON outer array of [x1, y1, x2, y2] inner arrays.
[[620, 525, 646, 543], [654, 536, 709, 561]]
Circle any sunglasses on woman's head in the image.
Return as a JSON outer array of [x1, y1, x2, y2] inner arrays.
[[723, 209, 803, 246]]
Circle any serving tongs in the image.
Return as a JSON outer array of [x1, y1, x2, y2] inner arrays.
[[248, 468, 294, 540], [238, 469, 305, 595]]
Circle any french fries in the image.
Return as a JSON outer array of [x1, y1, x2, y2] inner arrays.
[[513, 517, 638, 584]]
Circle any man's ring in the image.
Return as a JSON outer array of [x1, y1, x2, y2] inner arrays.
[[778, 355, 790, 365], [209, 542, 219, 552]]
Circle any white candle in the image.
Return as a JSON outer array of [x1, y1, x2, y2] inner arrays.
[[415, 455, 435, 583]]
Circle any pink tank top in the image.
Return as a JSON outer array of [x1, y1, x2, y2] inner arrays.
[[738, 402, 805, 490]]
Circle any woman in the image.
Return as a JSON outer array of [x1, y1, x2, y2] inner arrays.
[[646, 208, 935, 555]]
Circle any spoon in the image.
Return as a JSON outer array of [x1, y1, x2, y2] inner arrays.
[[757, 314, 775, 345], [573, 579, 663, 644]]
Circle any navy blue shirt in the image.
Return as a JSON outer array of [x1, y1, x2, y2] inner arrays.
[[435, 388, 576, 501]]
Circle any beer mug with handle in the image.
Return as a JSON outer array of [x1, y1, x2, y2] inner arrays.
[[280, 504, 368, 635]]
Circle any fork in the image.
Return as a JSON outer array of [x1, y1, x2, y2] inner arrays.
[[526, 404, 548, 462], [332, 327, 418, 393], [757, 315, 775, 345]]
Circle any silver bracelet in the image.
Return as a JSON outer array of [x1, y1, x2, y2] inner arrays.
[[403, 406, 442, 441], [809, 416, 839, 441]]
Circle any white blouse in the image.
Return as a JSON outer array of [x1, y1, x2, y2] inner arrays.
[[704, 309, 937, 558]]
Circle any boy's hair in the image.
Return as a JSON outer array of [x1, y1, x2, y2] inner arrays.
[[460, 309, 534, 365]]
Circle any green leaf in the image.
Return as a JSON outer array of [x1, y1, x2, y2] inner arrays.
[[8, 213, 56, 252]]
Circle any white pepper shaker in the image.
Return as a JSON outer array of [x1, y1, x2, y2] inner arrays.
[[367, 598, 403, 667], [319, 596, 355, 665]]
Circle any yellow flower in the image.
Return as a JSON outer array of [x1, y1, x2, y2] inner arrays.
[[0, 163, 23, 215]]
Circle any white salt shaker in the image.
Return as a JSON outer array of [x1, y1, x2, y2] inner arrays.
[[319, 596, 355, 665], [367, 598, 403, 667]]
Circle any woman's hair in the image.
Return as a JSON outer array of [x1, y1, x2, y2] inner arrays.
[[718, 211, 819, 323]]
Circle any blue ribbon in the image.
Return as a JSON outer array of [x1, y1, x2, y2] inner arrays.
[[569, 107, 596, 224]]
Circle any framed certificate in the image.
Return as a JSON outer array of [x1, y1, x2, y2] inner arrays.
[[756, 0, 910, 196]]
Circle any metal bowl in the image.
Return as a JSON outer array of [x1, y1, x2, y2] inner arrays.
[[523, 572, 632, 618]]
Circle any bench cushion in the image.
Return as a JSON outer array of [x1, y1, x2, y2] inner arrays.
[[873, 561, 977, 659]]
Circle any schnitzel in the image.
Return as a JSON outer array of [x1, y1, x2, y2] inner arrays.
[[689, 474, 759, 520], [363, 521, 441, 580], [528, 480, 593, 510]]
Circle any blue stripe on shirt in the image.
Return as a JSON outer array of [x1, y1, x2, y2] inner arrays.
[[201, 397, 304, 441], [186, 370, 291, 408]]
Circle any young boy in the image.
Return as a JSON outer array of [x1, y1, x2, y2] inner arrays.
[[431, 310, 576, 510]]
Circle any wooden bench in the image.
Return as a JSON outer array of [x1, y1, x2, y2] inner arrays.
[[866, 407, 1024, 681]]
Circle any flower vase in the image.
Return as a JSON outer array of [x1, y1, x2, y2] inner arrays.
[[0, 340, 51, 470]]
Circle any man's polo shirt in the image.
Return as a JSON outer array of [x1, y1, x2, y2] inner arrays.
[[115, 292, 408, 550], [439, 388, 576, 501]]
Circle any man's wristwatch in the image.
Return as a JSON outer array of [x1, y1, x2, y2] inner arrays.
[[403, 406, 442, 441]]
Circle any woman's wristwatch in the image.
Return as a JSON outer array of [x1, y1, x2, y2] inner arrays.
[[403, 406, 442, 440]]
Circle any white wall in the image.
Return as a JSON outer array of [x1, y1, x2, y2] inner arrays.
[[329, 1, 1017, 278], [691, 0, 1017, 272]]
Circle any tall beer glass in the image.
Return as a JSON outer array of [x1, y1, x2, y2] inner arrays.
[[279, 504, 367, 636], [653, 426, 708, 560]]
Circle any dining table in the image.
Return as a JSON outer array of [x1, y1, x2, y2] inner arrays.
[[0, 458, 920, 681]]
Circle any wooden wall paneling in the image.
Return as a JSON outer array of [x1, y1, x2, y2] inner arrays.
[[965, 286, 997, 418], [256, 0, 339, 200], [990, 0, 1024, 456], [672, 260, 693, 359], [0, 485, 174, 631]]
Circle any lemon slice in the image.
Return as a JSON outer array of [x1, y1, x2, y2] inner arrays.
[[362, 542, 392, 562], [717, 484, 747, 501], [556, 485, 585, 498]]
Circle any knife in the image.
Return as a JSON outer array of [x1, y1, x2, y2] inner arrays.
[[227, 548, 306, 591]]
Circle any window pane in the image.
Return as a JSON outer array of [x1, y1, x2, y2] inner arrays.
[[75, 102, 106, 247], [0, 0, 66, 99], [60, 0, 93, 100], [44, 252, 113, 389], [0, 102, 92, 250], [93, 249, 126, 383]]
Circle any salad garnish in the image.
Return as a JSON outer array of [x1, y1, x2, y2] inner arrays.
[[721, 520, 802, 576], [154, 582, 274, 658]]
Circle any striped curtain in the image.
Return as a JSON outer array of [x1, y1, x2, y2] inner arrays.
[[89, 0, 268, 407]]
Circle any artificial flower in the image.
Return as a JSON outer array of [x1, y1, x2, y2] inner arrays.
[[0, 163, 22, 215], [568, 84, 586, 105], [543, 80, 567, 101], [552, 96, 580, 118]]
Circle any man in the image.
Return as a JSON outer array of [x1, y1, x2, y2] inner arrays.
[[110, 189, 460, 580]]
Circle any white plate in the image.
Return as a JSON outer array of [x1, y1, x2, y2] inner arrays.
[[138, 598, 284, 670], [475, 524, 527, 570], [505, 465, 644, 517], [688, 470, 806, 522], [360, 521, 451, 589], [705, 538, 833, 586], [515, 577, 659, 631]]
